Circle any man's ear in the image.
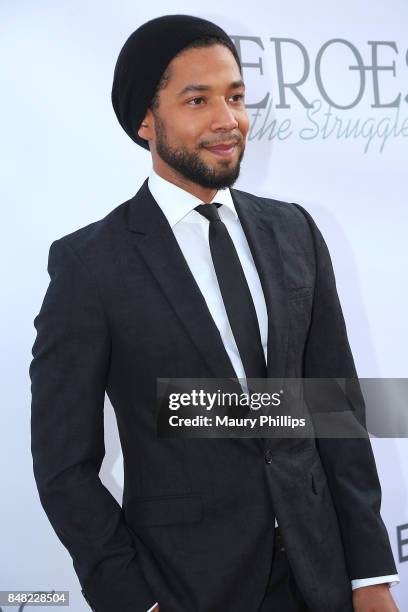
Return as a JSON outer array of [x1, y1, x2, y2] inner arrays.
[[137, 109, 154, 141]]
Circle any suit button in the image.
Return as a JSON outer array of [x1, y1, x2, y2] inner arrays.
[[264, 449, 273, 464]]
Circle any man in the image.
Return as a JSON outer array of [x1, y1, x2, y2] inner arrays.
[[30, 14, 400, 612]]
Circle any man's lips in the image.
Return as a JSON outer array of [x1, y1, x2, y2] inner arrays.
[[204, 143, 238, 157]]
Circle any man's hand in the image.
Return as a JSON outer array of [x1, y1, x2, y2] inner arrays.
[[352, 584, 399, 611], [151, 606, 159, 611]]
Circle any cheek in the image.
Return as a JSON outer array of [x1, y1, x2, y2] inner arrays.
[[238, 110, 250, 135], [173, 117, 203, 143], [160, 123, 196, 151]]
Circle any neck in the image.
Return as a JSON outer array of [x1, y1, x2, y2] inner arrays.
[[152, 163, 218, 203]]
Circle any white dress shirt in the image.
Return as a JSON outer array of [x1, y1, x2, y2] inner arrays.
[[144, 168, 399, 610]]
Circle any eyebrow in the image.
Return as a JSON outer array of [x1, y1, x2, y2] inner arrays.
[[176, 79, 245, 98]]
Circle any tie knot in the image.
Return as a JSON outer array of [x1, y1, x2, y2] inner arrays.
[[194, 202, 222, 222]]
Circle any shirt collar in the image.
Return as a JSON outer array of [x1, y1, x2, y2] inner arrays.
[[147, 167, 239, 228]]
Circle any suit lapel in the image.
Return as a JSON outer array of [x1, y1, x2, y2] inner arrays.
[[126, 178, 289, 381], [230, 188, 289, 380], [127, 179, 237, 380]]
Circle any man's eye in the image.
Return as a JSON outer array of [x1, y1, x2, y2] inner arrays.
[[188, 97, 205, 105], [187, 94, 245, 106]]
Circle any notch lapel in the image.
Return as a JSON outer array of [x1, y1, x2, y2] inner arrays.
[[230, 188, 290, 380], [126, 179, 289, 383], [126, 179, 237, 380]]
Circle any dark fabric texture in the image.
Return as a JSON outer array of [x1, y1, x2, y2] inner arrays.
[[259, 527, 311, 611], [30, 179, 397, 612], [111, 14, 241, 150]]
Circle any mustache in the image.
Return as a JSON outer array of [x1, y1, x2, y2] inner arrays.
[[201, 136, 242, 147]]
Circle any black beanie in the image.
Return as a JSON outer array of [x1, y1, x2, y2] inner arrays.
[[111, 14, 242, 150]]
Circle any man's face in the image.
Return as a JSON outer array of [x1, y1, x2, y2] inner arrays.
[[144, 44, 249, 190]]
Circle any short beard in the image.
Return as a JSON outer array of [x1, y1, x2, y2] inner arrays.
[[151, 111, 245, 190]]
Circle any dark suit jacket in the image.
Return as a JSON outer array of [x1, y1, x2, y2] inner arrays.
[[30, 178, 397, 612]]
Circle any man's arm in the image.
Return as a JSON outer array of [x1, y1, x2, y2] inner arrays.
[[292, 203, 398, 583], [30, 239, 155, 612]]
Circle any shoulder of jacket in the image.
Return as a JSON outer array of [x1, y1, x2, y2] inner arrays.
[[50, 196, 132, 257], [232, 187, 312, 224]]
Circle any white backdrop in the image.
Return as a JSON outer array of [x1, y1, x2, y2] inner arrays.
[[1, 1, 407, 609]]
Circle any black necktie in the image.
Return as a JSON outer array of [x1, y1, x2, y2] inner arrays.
[[194, 203, 267, 380]]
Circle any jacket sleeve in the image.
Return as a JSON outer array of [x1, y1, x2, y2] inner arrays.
[[30, 238, 155, 612], [292, 203, 398, 581]]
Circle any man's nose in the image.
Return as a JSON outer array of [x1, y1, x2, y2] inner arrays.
[[210, 99, 239, 132]]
